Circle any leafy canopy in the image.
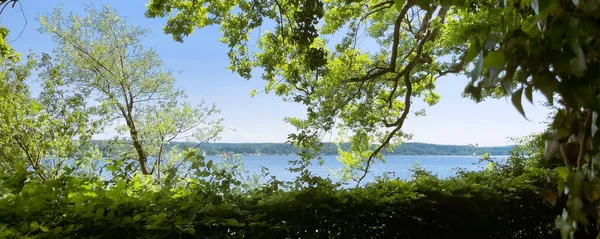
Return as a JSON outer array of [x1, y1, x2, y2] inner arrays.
[[147, 0, 600, 236], [38, 5, 223, 177]]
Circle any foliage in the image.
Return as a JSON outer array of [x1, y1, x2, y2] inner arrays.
[[0, 27, 102, 183], [37, 5, 223, 177], [146, 0, 459, 183], [458, 0, 600, 236], [0, 35, 564, 237], [2, 0, 596, 237], [0, 148, 561, 239], [147, 0, 600, 236]]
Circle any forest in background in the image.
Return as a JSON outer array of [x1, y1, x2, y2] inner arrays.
[[93, 141, 514, 156]]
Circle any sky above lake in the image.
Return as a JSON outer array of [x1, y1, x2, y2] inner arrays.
[[1, 0, 553, 146]]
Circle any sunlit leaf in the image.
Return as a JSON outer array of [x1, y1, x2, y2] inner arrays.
[[556, 167, 569, 180], [394, 0, 406, 11]]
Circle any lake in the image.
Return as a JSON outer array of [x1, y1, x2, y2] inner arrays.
[[205, 155, 509, 184]]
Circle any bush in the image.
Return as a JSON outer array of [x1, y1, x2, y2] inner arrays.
[[0, 167, 561, 239]]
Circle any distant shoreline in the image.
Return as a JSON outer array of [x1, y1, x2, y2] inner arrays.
[[205, 154, 511, 157], [92, 140, 516, 157]]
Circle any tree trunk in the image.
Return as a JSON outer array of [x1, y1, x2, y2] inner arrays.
[[124, 116, 150, 175]]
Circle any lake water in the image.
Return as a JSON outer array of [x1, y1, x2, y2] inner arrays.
[[205, 155, 509, 184]]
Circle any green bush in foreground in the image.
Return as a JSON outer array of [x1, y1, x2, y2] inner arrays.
[[0, 162, 562, 239]]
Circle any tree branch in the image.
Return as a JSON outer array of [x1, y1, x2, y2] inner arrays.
[[14, 137, 46, 180], [347, 3, 411, 83], [357, 73, 412, 186]]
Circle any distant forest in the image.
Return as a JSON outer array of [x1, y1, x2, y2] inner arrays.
[[93, 141, 514, 156]]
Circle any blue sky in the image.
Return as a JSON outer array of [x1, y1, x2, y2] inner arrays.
[[1, 0, 552, 146]]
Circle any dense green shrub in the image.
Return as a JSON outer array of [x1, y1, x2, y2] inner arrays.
[[0, 166, 561, 239]]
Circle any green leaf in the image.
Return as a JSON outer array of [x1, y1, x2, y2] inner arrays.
[[501, 79, 512, 94], [566, 196, 584, 219], [470, 52, 484, 82], [532, 0, 559, 18], [483, 51, 505, 69], [465, 44, 479, 63], [106, 165, 119, 171], [94, 208, 105, 221], [558, 177, 566, 195], [556, 167, 569, 180], [487, 67, 502, 86], [52, 226, 63, 234], [511, 88, 527, 119], [40, 226, 49, 232], [394, 0, 406, 11], [224, 218, 241, 227], [30, 221, 39, 230], [566, 170, 586, 198], [107, 210, 115, 220], [416, 0, 431, 11], [531, 73, 556, 103], [251, 213, 266, 221], [525, 85, 533, 104], [569, 39, 587, 77], [133, 215, 141, 222]]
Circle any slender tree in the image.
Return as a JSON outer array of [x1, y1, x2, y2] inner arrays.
[[39, 5, 222, 175]]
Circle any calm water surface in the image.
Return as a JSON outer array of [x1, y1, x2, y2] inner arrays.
[[205, 155, 509, 184]]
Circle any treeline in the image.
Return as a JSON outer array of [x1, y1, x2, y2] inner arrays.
[[93, 141, 514, 156]]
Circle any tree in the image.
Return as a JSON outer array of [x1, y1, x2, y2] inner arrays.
[[147, 0, 599, 236], [0, 27, 45, 180], [146, 0, 455, 184], [0, 26, 100, 182], [38, 5, 223, 176]]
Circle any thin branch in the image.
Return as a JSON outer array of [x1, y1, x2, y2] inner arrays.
[[360, 1, 394, 22], [371, 0, 395, 9], [0, 0, 17, 15], [387, 78, 399, 109], [14, 137, 47, 180], [9, 0, 26, 42], [49, 27, 119, 79], [347, 3, 411, 83], [357, 74, 412, 186], [353, 6, 449, 186]]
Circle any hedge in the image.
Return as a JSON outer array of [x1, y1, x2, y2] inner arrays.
[[0, 166, 569, 239]]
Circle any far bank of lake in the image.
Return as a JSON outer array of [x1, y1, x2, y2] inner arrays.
[[205, 155, 509, 184]]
